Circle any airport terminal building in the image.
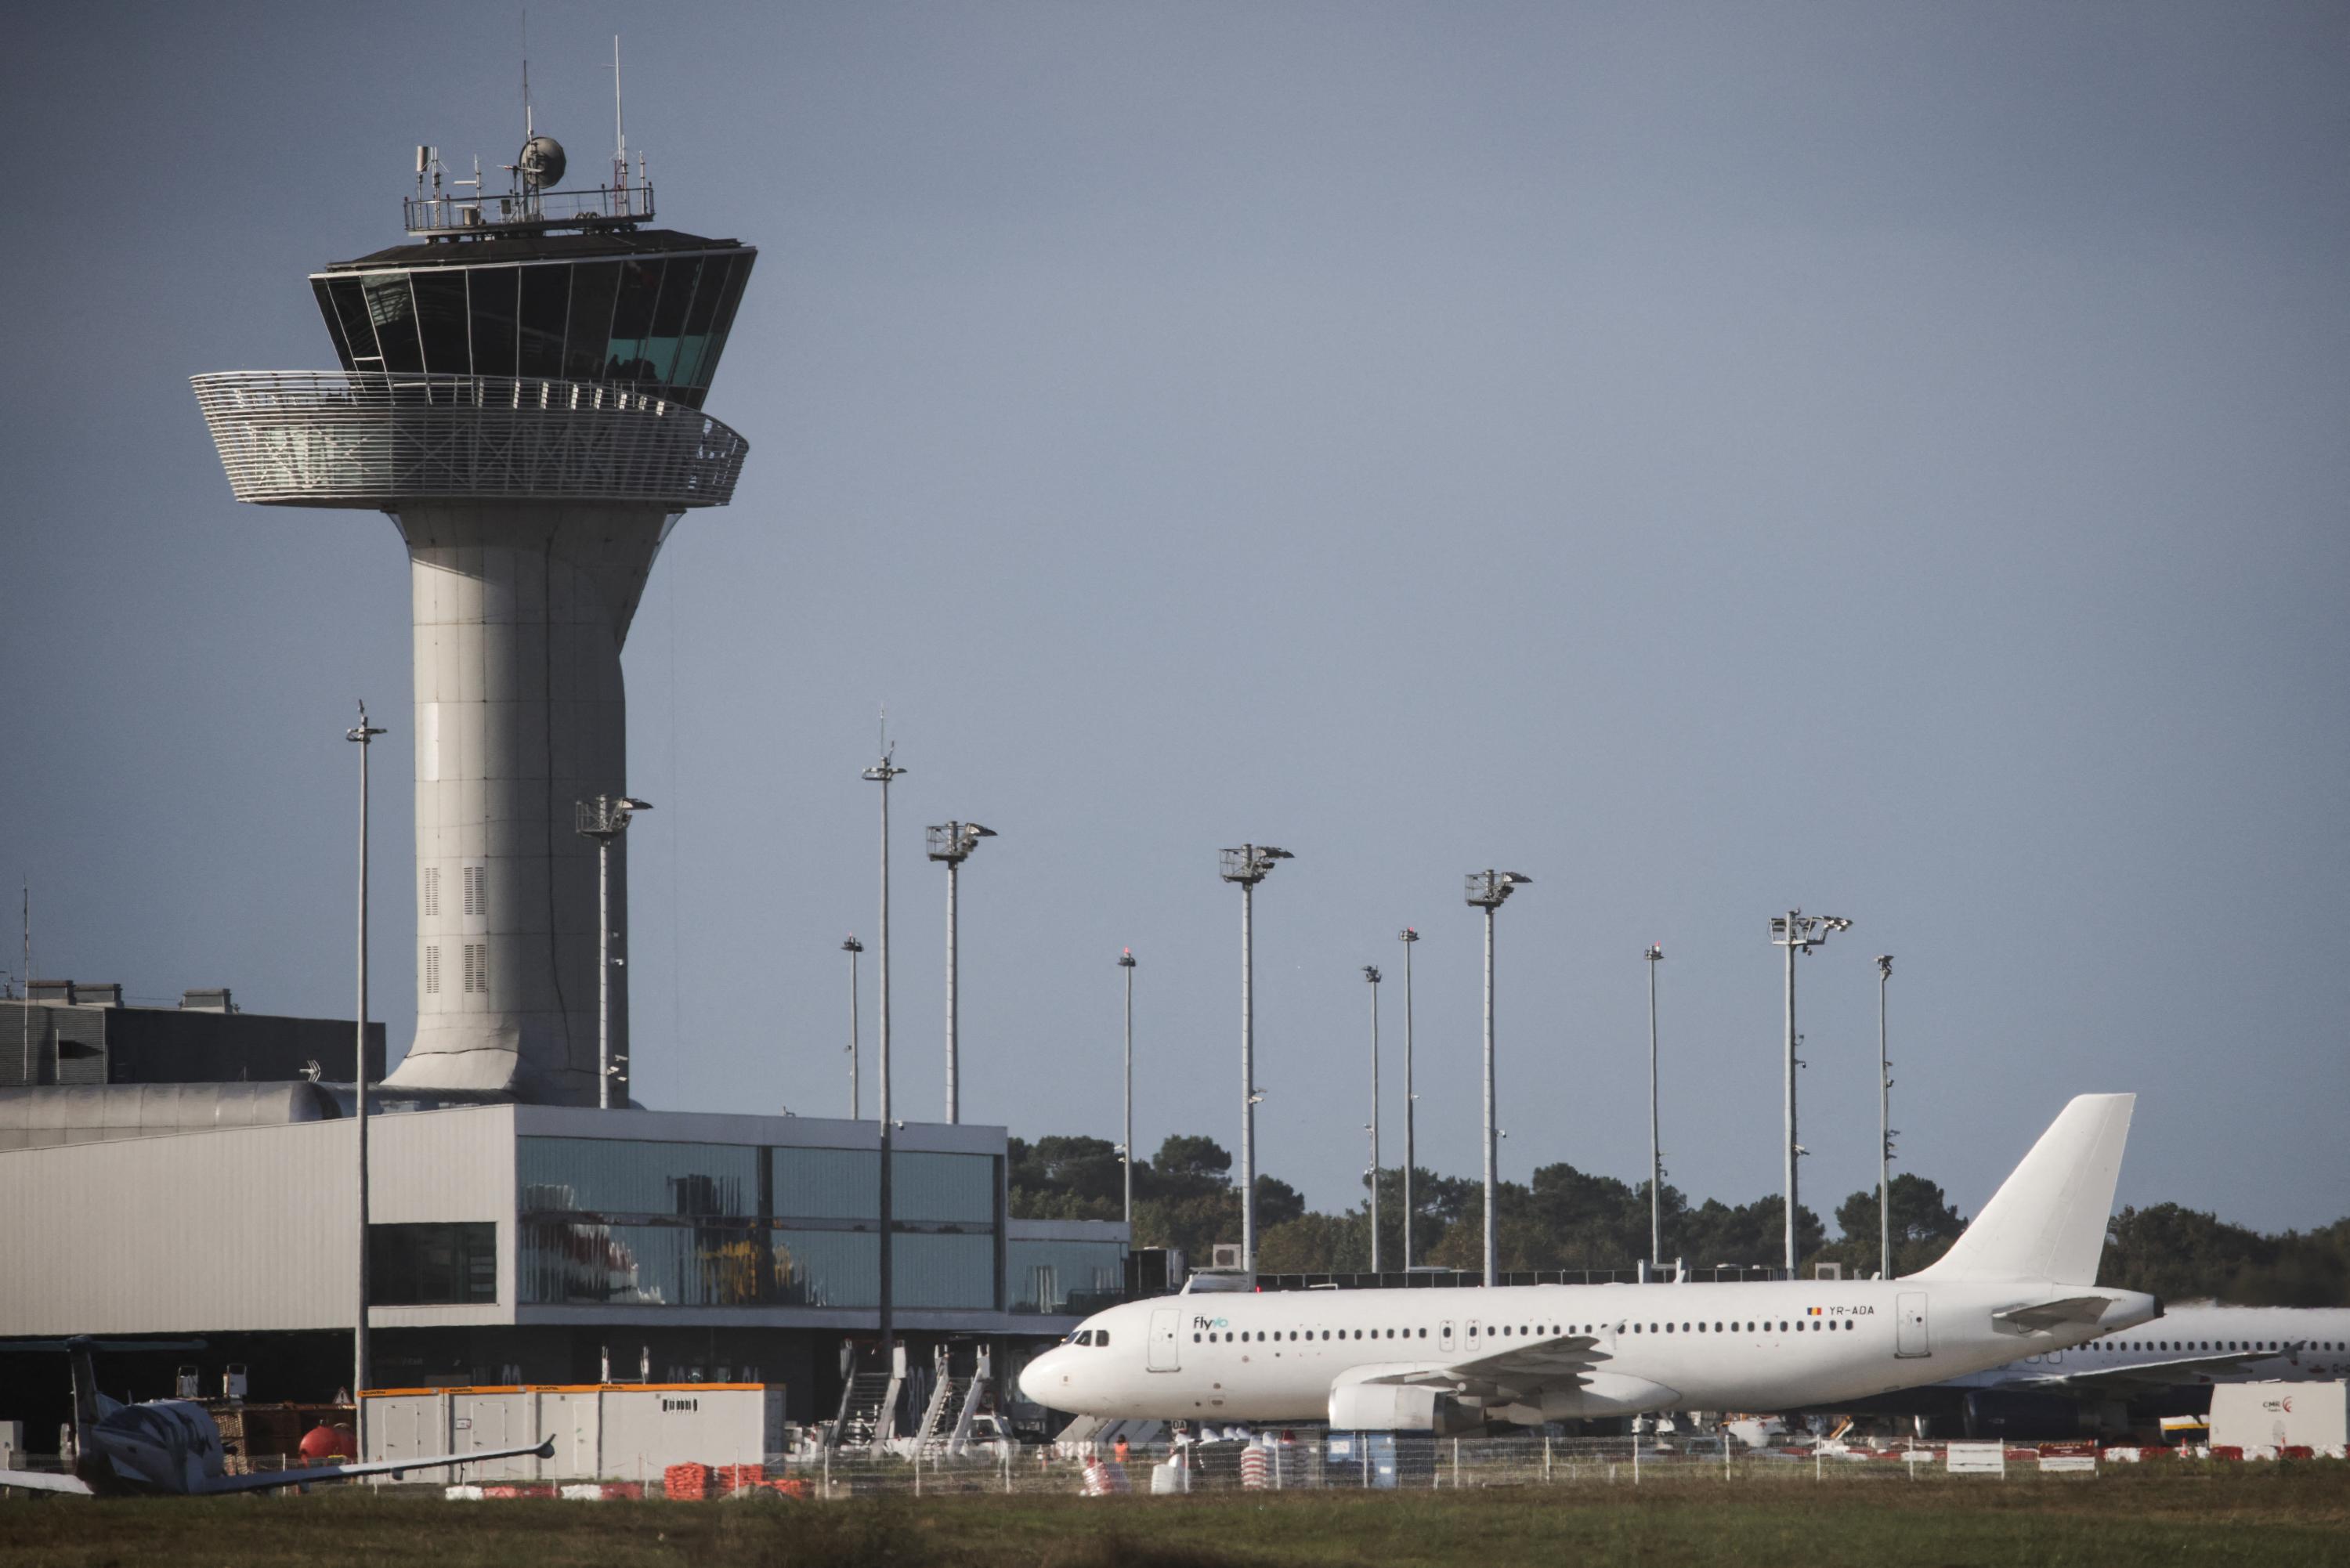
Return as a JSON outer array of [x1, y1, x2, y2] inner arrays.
[[0, 1096, 1126, 1431]]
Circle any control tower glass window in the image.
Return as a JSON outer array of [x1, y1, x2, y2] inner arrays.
[[314, 244, 752, 407], [362, 275, 424, 373], [674, 254, 730, 387], [518, 265, 569, 378], [607, 258, 663, 380], [689, 254, 752, 392], [561, 262, 620, 381], [412, 270, 471, 374], [645, 256, 700, 381], [321, 277, 381, 370], [468, 266, 519, 378]]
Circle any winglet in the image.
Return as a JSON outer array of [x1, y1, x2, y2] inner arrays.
[[1910, 1093, 2133, 1285]]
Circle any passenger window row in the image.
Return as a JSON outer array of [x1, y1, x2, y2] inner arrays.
[[1185, 1316, 1883, 1346], [2099, 1339, 2304, 1353], [1182, 1317, 1870, 1346], [1189, 1322, 1616, 1346], [1107, 1320, 2350, 1360], [1626, 1319, 1851, 1334], [1191, 1327, 1436, 1344]]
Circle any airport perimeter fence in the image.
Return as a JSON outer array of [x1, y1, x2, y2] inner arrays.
[[0, 1438, 2214, 1501], [769, 1436, 2110, 1500]]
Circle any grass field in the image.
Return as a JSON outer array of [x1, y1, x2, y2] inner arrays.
[[2, 1465, 2345, 1568]]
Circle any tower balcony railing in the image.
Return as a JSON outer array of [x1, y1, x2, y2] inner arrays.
[[403, 182, 655, 237], [190, 371, 747, 509]]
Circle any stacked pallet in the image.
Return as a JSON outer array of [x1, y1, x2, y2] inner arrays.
[[663, 1463, 714, 1500]]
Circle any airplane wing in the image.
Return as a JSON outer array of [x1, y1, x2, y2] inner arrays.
[[1990, 1295, 2113, 1334], [197, 1436, 557, 1494], [1370, 1333, 1607, 1404], [0, 1469, 96, 1496], [1998, 1349, 2273, 1396]]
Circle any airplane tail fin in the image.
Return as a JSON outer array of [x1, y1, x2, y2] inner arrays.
[[1909, 1093, 2134, 1285], [10, 1337, 208, 1444], [67, 1341, 102, 1440]]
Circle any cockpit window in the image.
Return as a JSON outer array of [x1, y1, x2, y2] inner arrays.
[[1075, 1331, 1093, 1346], [1097, 1331, 1111, 1348]]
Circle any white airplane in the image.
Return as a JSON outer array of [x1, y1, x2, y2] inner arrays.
[[1021, 1094, 2164, 1431], [0, 1339, 552, 1497], [1867, 1302, 2350, 1436]]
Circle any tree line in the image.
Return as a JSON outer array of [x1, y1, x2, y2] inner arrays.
[[1007, 1133, 2349, 1305]]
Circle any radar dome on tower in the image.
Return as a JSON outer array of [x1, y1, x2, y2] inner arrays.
[[519, 134, 566, 190]]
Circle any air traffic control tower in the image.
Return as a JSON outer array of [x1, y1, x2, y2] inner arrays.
[[193, 136, 755, 1106]]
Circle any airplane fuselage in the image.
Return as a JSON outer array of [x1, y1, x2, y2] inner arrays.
[[1022, 1278, 2160, 1425], [75, 1398, 231, 1495], [1940, 1305, 2350, 1393]]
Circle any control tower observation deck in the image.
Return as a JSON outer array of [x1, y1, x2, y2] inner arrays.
[[193, 139, 755, 1106]]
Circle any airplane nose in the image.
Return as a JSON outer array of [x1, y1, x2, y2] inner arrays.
[[1018, 1351, 1061, 1405]]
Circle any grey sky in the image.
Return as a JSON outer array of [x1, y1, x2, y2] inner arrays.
[[4, 2, 2345, 1235]]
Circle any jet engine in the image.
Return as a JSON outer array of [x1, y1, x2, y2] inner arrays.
[[1326, 1378, 1481, 1435]]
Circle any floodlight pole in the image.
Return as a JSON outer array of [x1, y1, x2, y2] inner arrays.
[[1242, 877, 1257, 1272], [1465, 872, 1529, 1287], [345, 701, 385, 1453], [1399, 927, 1419, 1271], [864, 747, 906, 1357], [945, 854, 959, 1122], [597, 834, 614, 1108], [927, 822, 996, 1125], [575, 795, 651, 1111], [1363, 965, 1382, 1277], [1646, 942, 1664, 1270], [1769, 909, 1849, 1277], [1219, 844, 1290, 1274], [1119, 950, 1137, 1227], [1784, 918, 1797, 1276], [1480, 898, 1496, 1286], [843, 937, 864, 1118], [1878, 953, 1894, 1280]]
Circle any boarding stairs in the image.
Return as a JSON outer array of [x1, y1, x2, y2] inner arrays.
[[822, 1344, 906, 1456], [915, 1346, 998, 1458]]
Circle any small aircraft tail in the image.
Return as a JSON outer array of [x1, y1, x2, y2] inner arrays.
[[1909, 1093, 2134, 1286], [14, 1337, 208, 1451], [66, 1340, 105, 1443]]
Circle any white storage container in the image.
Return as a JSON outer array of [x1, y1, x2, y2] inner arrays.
[[2207, 1381, 2347, 1455], [363, 1383, 784, 1482]]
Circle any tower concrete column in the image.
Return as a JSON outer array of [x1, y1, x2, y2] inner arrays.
[[392, 502, 674, 1103]]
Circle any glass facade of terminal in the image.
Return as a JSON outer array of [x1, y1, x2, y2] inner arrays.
[[515, 1138, 1026, 1312], [310, 247, 754, 406], [1005, 1238, 1128, 1316]]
